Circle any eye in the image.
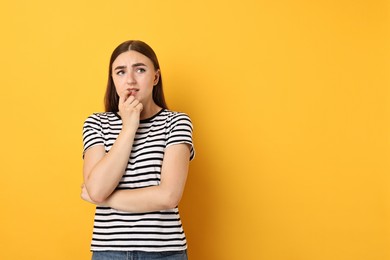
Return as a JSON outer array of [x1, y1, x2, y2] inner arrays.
[[115, 70, 125, 76], [136, 67, 146, 73]]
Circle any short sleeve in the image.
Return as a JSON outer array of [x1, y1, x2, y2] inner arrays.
[[166, 113, 195, 160], [82, 114, 104, 157]]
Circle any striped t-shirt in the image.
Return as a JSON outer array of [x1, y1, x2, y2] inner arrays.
[[82, 108, 195, 252]]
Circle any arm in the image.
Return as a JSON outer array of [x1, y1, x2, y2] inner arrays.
[[96, 143, 191, 213], [83, 129, 136, 203], [83, 91, 142, 203]]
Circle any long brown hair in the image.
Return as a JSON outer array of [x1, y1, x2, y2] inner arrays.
[[104, 40, 168, 112]]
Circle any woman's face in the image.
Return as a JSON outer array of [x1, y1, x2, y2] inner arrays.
[[111, 50, 159, 106]]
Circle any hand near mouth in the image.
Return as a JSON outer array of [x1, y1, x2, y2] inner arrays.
[[118, 89, 143, 134], [127, 88, 139, 97]]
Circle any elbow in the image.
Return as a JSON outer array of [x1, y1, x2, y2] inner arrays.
[[162, 192, 182, 210], [89, 194, 107, 204], [83, 178, 113, 204], [87, 187, 109, 204]]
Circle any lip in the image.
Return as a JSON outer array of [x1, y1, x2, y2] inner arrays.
[[127, 88, 139, 96]]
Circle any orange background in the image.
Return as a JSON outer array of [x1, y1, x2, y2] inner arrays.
[[0, 0, 389, 259]]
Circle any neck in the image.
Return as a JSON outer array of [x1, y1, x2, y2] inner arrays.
[[140, 101, 162, 120]]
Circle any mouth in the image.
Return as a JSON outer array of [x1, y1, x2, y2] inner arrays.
[[127, 88, 139, 96]]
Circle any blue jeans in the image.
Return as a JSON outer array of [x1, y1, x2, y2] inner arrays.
[[92, 250, 188, 260]]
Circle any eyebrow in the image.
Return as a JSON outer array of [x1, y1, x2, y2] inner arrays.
[[114, 63, 147, 70]]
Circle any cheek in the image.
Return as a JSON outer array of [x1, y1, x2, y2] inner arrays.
[[112, 77, 124, 90], [145, 75, 157, 86]]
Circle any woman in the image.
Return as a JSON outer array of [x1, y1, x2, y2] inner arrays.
[[81, 40, 195, 260]]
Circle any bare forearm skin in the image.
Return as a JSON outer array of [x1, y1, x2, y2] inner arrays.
[[84, 128, 136, 203]]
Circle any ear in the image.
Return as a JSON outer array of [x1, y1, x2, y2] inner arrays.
[[154, 69, 160, 86]]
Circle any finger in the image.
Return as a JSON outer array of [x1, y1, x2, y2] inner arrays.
[[128, 98, 139, 107], [123, 95, 136, 106], [119, 89, 131, 104], [118, 92, 126, 105], [135, 102, 143, 112]]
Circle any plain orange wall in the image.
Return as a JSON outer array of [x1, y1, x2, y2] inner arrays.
[[0, 0, 389, 259]]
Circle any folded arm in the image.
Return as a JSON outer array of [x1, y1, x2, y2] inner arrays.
[[83, 92, 142, 203], [83, 128, 136, 203], [82, 143, 190, 213]]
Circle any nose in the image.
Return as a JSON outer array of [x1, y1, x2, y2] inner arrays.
[[126, 71, 136, 85]]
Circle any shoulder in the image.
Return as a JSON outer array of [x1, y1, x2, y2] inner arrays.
[[160, 110, 194, 134], [84, 112, 118, 124], [84, 112, 119, 127], [163, 109, 195, 159], [162, 109, 193, 124]]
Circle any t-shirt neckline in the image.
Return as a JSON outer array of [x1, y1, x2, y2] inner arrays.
[[113, 108, 165, 123]]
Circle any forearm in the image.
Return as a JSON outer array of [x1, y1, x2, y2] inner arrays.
[[104, 184, 183, 213], [84, 144, 191, 212], [85, 129, 136, 203], [102, 144, 191, 213]]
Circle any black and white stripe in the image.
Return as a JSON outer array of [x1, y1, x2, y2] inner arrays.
[[82, 109, 194, 252]]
